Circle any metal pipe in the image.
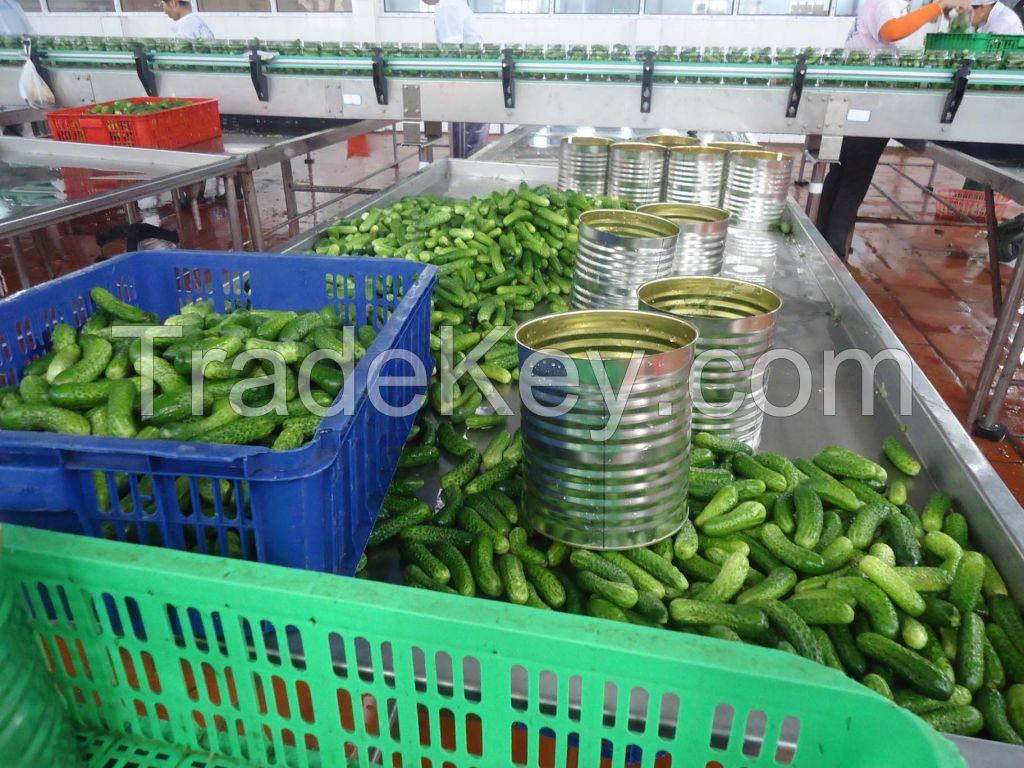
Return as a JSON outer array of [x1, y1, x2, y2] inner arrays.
[[225, 173, 244, 251], [985, 186, 1003, 316], [883, 162, 978, 224], [240, 171, 264, 252], [8, 236, 30, 290], [968, 254, 1024, 424], [867, 181, 917, 223], [979, 300, 1024, 432], [280, 160, 299, 238]]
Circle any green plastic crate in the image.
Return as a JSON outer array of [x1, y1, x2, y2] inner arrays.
[[925, 32, 1024, 54], [0, 526, 966, 768]]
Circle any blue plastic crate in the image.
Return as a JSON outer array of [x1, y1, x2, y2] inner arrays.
[[0, 250, 436, 575]]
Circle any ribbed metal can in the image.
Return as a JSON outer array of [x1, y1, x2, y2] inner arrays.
[[722, 150, 794, 229], [608, 142, 667, 206], [707, 142, 765, 202], [638, 202, 729, 276], [557, 136, 613, 196], [516, 309, 699, 549], [664, 146, 727, 207], [571, 209, 679, 311], [721, 227, 780, 287], [647, 134, 700, 149], [638, 276, 782, 449]]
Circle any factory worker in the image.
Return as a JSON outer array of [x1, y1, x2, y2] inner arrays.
[[971, 0, 1024, 33], [423, 0, 488, 157], [161, 0, 215, 40], [0, 0, 31, 36], [816, 0, 970, 259]]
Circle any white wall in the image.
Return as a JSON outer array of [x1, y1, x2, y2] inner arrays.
[[23, 8, 858, 49]]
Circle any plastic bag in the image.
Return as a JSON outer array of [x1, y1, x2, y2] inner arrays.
[[19, 59, 55, 109]]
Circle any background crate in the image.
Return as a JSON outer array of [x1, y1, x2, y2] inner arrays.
[[0, 250, 435, 575], [935, 188, 1011, 223], [60, 166, 140, 200], [47, 97, 222, 150], [925, 32, 1024, 54], [1, 527, 967, 768]]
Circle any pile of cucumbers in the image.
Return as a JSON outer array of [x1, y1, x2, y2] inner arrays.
[[369, 423, 1024, 743], [313, 184, 631, 375], [84, 98, 193, 116], [0, 285, 374, 451]]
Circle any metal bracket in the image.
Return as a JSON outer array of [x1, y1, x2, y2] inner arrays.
[[23, 38, 53, 94], [402, 83, 421, 119], [133, 43, 158, 97], [501, 48, 515, 109], [785, 53, 809, 119], [941, 58, 971, 124], [372, 49, 388, 106], [640, 50, 655, 114], [248, 46, 269, 102]]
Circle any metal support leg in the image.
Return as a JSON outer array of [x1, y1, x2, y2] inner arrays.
[[225, 174, 244, 251], [977, 305, 1024, 438], [8, 236, 30, 290], [31, 231, 53, 280], [240, 171, 264, 252], [281, 159, 299, 238], [805, 160, 828, 223], [969, 250, 1024, 426], [391, 123, 399, 172], [305, 154, 316, 230], [170, 188, 186, 243], [926, 160, 938, 191], [984, 185, 1002, 316], [125, 202, 140, 225]]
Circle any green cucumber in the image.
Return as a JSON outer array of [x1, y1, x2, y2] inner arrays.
[[955, 611, 985, 694], [398, 526, 474, 548], [989, 624, 1024, 685], [576, 570, 638, 610], [587, 597, 628, 623], [90, 287, 157, 324], [989, 595, 1024, 655], [698, 552, 748, 603], [0, 404, 90, 435], [693, 432, 752, 455], [668, 599, 769, 637], [858, 555, 926, 617], [602, 552, 667, 599], [882, 436, 921, 477], [760, 523, 826, 573], [736, 566, 797, 605], [830, 625, 868, 677], [757, 600, 822, 663], [830, 577, 900, 639], [700, 501, 766, 537], [975, 687, 1024, 745], [570, 548, 632, 585], [499, 553, 529, 605], [813, 445, 886, 483], [468, 534, 503, 597], [52, 336, 112, 386], [793, 483, 824, 550], [733, 452, 787, 492], [921, 491, 953, 533], [857, 632, 954, 700], [773, 492, 796, 535], [673, 519, 699, 560], [525, 563, 566, 609], [847, 502, 890, 550], [400, 540, 450, 584], [106, 379, 138, 438], [920, 706, 983, 736], [786, 598, 855, 625], [621, 546, 688, 595], [948, 551, 985, 614], [367, 502, 431, 547]]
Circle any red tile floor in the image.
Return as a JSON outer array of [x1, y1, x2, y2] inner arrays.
[[3, 132, 1024, 500]]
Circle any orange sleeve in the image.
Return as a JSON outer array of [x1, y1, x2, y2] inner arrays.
[[879, 3, 943, 42]]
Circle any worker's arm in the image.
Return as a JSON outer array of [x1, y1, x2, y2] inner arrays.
[[463, 9, 484, 46], [878, 2, 942, 42]]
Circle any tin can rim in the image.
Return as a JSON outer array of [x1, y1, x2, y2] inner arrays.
[[707, 141, 765, 152], [515, 309, 699, 359], [647, 134, 700, 147], [729, 149, 794, 165], [579, 209, 680, 239], [561, 135, 615, 147], [637, 203, 730, 225], [637, 276, 783, 318]]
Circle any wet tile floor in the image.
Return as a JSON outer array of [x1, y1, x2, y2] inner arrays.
[[3, 132, 1024, 501]]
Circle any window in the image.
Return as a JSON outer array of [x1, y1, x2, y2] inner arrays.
[[120, 0, 161, 11], [196, 0, 271, 9], [13, 0, 42, 11], [555, 0, 640, 11], [735, 0, 828, 13], [833, 0, 864, 14], [277, 0, 352, 10], [645, 0, 731, 13], [44, 0, 115, 9], [383, 0, 547, 9]]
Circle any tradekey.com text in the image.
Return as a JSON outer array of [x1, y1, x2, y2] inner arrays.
[[117, 324, 916, 433]]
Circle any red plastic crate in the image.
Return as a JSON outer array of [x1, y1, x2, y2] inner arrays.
[[47, 97, 221, 150], [935, 188, 1011, 223], [60, 166, 143, 200]]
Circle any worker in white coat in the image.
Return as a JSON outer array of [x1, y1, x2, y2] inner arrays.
[[0, 0, 31, 35], [971, 0, 1024, 33], [161, 0, 215, 40], [817, 0, 970, 258], [422, 0, 488, 157]]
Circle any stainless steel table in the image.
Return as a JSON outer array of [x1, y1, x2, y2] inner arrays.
[[280, 127, 1024, 766]]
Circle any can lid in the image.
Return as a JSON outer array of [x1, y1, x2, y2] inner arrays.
[[610, 141, 667, 153], [668, 145, 727, 157]]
